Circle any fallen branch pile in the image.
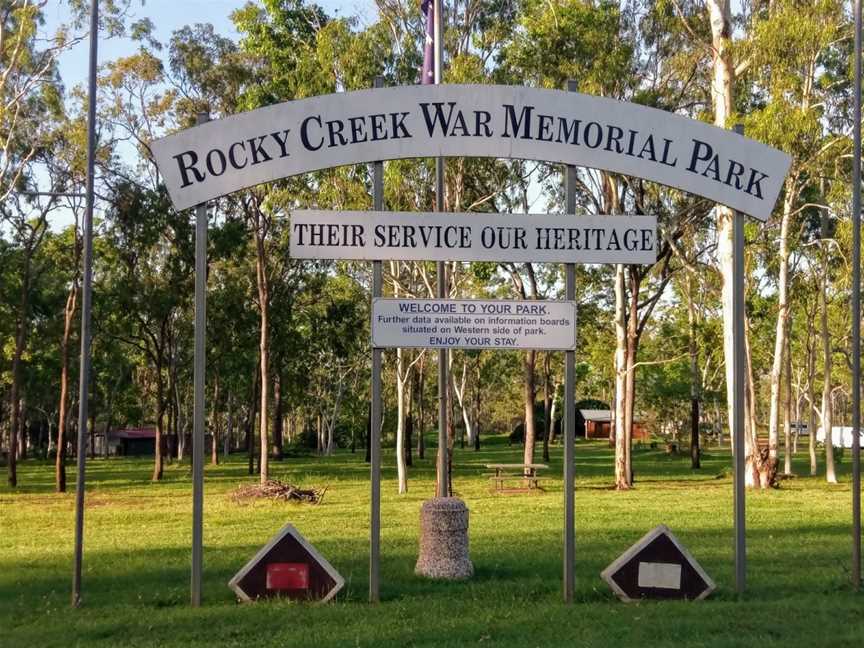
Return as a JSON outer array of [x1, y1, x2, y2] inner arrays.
[[232, 480, 327, 505]]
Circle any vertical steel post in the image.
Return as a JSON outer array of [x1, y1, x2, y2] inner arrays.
[[191, 112, 210, 607], [433, 0, 449, 498], [563, 79, 578, 604], [71, 0, 99, 608], [369, 76, 384, 603], [852, 0, 862, 592], [733, 123, 747, 594]]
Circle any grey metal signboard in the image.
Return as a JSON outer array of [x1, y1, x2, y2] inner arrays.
[[151, 85, 791, 220], [372, 298, 576, 350], [290, 211, 657, 264]]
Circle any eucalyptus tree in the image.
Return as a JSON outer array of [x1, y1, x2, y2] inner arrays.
[[740, 0, 845, 483], [99, 183, 194, 480]]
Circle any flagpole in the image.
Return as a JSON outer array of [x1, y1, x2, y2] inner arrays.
[[433, 0, 449, 497], [851, 0, 862, 592]]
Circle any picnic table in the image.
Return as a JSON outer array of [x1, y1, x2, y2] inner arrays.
[[485, 463, 549, 493]]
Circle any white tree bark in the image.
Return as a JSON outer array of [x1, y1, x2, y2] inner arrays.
[[395, 347, 409, 493], [614, 263, 629, 489], [767, 188, 794, 470], [450, 358, 475, 447], [323, 368, 347, 456], [820, 237, 837, 483]]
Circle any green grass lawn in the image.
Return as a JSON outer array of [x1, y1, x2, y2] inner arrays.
[[1, 437, 862, 647]]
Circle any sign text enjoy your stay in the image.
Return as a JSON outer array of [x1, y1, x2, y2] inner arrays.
[[151, 85, 791, 220], [289, 211, 657, 264]]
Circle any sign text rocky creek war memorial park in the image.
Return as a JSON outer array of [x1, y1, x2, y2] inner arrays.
[[151, 85, 791, 221]]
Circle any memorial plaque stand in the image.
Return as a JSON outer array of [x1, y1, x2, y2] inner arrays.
[[228, 523, 345, 603], [415, 498, 474, 580]]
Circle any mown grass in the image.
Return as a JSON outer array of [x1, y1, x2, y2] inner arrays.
[[1, 437, 862, 647]]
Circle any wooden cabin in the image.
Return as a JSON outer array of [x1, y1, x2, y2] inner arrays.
[[579, 409, 650, 444]]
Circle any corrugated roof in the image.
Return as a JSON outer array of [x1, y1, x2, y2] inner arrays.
[[580, 409, 612, 421]]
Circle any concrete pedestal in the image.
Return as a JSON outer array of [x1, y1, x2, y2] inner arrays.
[[415, 497, 473, 580]]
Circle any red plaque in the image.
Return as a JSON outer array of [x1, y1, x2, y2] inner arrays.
[[266, 562, 309, 591]]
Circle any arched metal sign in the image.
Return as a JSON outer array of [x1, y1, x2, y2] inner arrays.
[[152, 84, 794, 607], [152, 84, 791, 219]]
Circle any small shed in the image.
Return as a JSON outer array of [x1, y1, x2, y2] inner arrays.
[[579, 410, 650, 444], [109, 426, 157, 455]]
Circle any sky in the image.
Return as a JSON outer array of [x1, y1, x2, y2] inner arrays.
[[37, 0, 380, 230], [43, 0, 379, 90]]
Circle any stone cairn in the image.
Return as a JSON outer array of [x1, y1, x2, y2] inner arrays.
[[415, 497, 474, 580]]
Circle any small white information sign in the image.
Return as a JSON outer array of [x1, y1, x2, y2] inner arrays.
[[291, 211, 656, 264], [372, 298, 576, 350]]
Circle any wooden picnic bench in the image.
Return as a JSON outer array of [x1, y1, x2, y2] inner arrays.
[[485, 463, 549, 494]]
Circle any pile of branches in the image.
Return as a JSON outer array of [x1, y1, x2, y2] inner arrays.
[[232, 480, 327, 505]]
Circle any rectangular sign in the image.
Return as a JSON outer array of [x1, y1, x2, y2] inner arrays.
[[291, 211, 657, 264], [372, 298, 576, 350]]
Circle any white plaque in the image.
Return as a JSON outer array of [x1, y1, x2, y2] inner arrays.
[[290, 211, 657, 264], [637, 562, 682, 590], [151, 85, 790, 220], [371, 298, 576, 350]]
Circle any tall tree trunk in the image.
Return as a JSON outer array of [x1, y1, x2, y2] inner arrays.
[[365, 405, 371, 464], [255, 223, 270, 484], [783, 330, 793, 475], [686, 274, 701, 469], [417, 356, 426, 459], [548, 383, 559, 446], [272, 373, 283, 459], [406, 372, 414, 467], [211, 375, 220, 465], [807, 314, 818, 475], [709, 3, 738, 456], [542, 352, 552, 462], [474, 361, 482, 451], [396, 347, 409, 494], [89, 411, 96, 460], [522, 350, 537, 473], [820, 215, 837, 483], [614, 264, 629, 489], [172, 345, 183, 463], [247, 362, 259, 476], [225, 390, 233, 457], [447, 358, 455, 494], [624, 268, 640, 483], [324, 372, 345, 456], [153, 370, 165, 481], [450, 358, 474, 448], [8, 264, 30, 487], [56, 280, 77, 492], [768, 187, 794, 476], [103, 377, 119, 460]]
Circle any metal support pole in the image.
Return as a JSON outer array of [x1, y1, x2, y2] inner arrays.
[[191, 112, 210, 607], [852, 0, 862, 593], [732, 124, 747, 595], [71, 0, 99, 608], [433, 0, 449, 498], [369, 76, 384, 603], [563, 79, 578, 604]]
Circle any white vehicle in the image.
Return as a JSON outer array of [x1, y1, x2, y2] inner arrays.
[[815, 426, 864, 449]]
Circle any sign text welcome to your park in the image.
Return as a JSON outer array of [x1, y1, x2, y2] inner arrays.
[[151, 85, 792, 220], [372, 298, 577, 351]]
